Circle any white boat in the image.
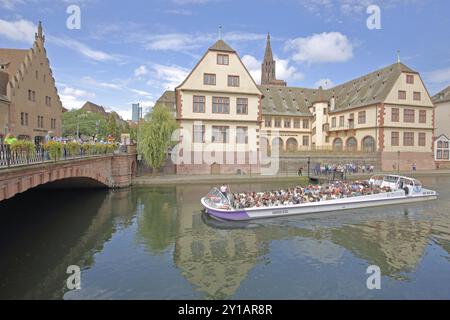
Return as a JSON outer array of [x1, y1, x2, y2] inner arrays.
[[201, 175, 438, 221]]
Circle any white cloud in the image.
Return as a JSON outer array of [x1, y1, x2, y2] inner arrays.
[[150, 64, 190, 90], [242, 54, 304, 85], [134, 65, 148, 77], [48, 36, 119, 62], [299, 0, 427, 16], [0, 19, 35, 43], [131, 88, 152, 97], [58, 85, 96, 110], [0, 0, 24, 10], [314, 78, 334, 89], [426, 67, 450, 84], [285, 32, 353, 64], [81, 76, 122, 90]]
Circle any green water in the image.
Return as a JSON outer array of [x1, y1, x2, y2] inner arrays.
[[0, 177, 449, 299]]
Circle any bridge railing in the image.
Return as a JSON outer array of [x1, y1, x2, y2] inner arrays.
[[0, 144, 120, 169]]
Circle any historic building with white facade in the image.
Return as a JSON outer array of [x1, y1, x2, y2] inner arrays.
[[432, 86, 450, 166], [160, 35, 436, 174]]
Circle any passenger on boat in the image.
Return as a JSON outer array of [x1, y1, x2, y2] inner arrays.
[[231, 181, 392, 209]]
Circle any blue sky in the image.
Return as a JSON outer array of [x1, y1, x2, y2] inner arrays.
[[1, 0, 450, 120]]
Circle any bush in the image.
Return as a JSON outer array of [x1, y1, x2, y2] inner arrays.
[[44, 141, 63, 160], [10, 140, 36, 156], [66, 142, 81, 156]]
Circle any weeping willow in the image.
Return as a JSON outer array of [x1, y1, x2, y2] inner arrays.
[[138, 106, 178, 174]]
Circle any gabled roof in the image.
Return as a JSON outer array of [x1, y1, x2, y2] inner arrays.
[[0, 49, 29, 79], [155, 90, 176, 113], [258, 85, 316, 116], [259, 62, 421, 117], [432, 86, 450, 104], [329, 62, 417, 112], [209, 40, 235, 53]]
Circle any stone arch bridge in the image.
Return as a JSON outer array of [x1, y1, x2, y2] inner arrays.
[[0, 153, 137, 202]]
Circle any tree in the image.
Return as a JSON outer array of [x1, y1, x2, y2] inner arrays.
[[107, 113, 120, 140], [138, 105, 178, 175], [62, 109, 107, 139]]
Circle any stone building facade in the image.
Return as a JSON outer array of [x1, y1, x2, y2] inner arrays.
[[0, 22, 63, 144], [157, 36, 436, 174]]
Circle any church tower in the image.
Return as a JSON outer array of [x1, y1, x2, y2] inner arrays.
[[261, 33, 286, 86]]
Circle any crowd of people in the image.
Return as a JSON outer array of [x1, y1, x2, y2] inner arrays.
[[226, 181, 392, 209], [313, 162, 375, 176]]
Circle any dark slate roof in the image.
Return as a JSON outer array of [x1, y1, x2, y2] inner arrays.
[[258, 85, 316, 117], [155, 90, 176, 113], [328, 62, 417, 112], [260, 62, 419, 116], [209, 40, 235, 53], [432, 86, 450, 104]]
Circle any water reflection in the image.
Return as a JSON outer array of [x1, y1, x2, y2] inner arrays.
[[0, 177, 449, 299]]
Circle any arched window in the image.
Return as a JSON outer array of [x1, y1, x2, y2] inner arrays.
[[286, 138, 298, 153], [362, 136, 376, 152], [333, 138, 343, 151], [347, 137, 358, 152]]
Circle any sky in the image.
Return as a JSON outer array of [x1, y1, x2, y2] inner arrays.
[[1, 0, 450, 120]]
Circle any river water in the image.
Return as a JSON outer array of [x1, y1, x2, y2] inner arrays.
[[0, 176, 449, 300]]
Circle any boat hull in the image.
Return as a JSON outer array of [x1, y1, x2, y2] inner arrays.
[[201, 190, 437, 221]]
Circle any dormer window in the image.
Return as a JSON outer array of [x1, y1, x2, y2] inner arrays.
[[217, 54, 229, 65]]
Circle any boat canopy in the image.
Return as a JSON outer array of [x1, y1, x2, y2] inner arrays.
[[203, 188, 232, 210], [370, 175, 422, 188]]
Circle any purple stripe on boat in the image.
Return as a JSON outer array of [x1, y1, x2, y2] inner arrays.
[[207, 209, 250, 221]]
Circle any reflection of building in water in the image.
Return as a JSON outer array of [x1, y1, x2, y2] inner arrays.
[[173, 185, 267, 299], [327, 218, 432, 278], [0, 188, 137, 299]]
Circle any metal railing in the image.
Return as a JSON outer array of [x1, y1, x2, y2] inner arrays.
[[0, 144, 119, 169]]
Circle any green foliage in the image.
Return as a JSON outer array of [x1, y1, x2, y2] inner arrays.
[[66, 141, 81, 156], [62, 109, 108, 139], [44, 141, 63, 160], [10, 140, 36, 156], [107, 114, 120, 141], [138, 105, 178, 173]]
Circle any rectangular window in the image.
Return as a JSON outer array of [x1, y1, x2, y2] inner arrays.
[[391, 132, 399, 146], [193, 125, 205, 143], [302, 119, 309, 129], [445, 150, 450, 160], [414, 92, 421, 101], [358, 111, 366, 124], [284, 118, 291, 128], [437, 150, 443, 159], [228, 75, 240, 87], [403, 132, 415, 146], [404, 109, 415, 123], [212, 126, 229, 143], [193, 96, 205, 113], [398, 90, 407, 100], [331, 117, 336, 128], [204, 73, 216, 85], [294, 120, 301, 129], [28, 90, 32, 101], [217, 54, 229, 65], [265, 117, 272, 128], [303, 136, 309, 146], [21, 112, 25, 126], [32, 91, 36, 102], [406, 74, 414, 84], [419, 110, 427, 123], [274, 118, 281, 128], [236, 127, 248, 144], [392, 108, 399, 122], [419, 132, 426, 147], [339, 116, 345, 127], [212, 97, 230, 114], [236, 98, 248, 115]]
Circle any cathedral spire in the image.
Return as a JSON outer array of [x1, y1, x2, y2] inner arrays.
[[261, 33, 286, 86], [35, 21, 45, 42]]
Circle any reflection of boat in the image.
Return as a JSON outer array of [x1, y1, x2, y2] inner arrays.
[[201, 175, 438, 221]]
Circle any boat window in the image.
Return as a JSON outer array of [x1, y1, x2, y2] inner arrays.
[[204, 188, 231, 210]]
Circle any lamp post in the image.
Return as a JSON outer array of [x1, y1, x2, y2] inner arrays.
[[397, 151, 400, 174]]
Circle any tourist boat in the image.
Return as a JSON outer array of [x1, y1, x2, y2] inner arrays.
[[201, 175, 438, 221]]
